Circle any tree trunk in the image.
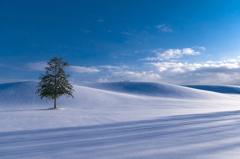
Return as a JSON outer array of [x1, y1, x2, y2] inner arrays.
[[54, 98, 57, 109], [54, 70, 57, 109]]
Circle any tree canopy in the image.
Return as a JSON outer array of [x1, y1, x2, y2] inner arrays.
[[36, 57, 74, 108]]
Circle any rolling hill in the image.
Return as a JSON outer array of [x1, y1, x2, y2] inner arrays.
[[1, 81, 240, 159], [184, 84, 240, 94], [0, 81, 234, 109]]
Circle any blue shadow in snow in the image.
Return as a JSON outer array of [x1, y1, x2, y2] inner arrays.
[[1, 110, 240, 158]]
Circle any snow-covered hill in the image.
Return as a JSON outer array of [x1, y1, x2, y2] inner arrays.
[[1, 81, 240, 159], [81, 82, 234, 98], [184, 84, 240, 94], [0, 81, 235, 109]]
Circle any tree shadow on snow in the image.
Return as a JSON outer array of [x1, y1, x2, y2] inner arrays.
[[0, 107, 66, 112]]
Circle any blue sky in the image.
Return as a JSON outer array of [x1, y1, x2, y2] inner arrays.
[[1, 0, 240, 85]]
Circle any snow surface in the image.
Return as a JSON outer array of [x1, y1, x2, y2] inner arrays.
[[184, 84, 240, 94], [1, 81, 240, 158]]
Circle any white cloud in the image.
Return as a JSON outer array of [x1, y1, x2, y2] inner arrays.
[[155, 24, 172, 32], [68, 66, 100, 73], [228, 59, 237, 62], [159, 71, 240, 85], [209, 59, 237, 63], [182, 48, 200, 55], [145, 58, 240, 85], [157, 49, 182, 59], [142, 48, 201, 61], [151, 60, 240, 73]]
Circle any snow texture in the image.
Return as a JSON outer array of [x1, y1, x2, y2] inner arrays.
[[1, 81, 240, 159]]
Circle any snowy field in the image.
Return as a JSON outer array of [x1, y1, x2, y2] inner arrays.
[[1, 81, 240, 159]]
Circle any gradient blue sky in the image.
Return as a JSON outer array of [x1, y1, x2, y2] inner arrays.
[[1, 0, 240, 84]]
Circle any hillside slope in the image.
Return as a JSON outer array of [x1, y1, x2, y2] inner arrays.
[[80, 82, 231, 99], [0, 81, 234, 110], [184, 85, 240, 94], [1, 81, 240, 159]]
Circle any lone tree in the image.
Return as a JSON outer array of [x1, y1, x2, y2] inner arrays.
[[36, 57, 74, 109]]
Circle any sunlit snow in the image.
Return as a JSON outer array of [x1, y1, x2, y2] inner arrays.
[[1, 81, 240, 159]]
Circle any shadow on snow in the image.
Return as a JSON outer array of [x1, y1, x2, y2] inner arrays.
[[1, 110, 240, 158]]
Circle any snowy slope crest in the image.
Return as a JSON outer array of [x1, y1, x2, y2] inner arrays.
[[184, 85, 240, 94], [81, 82, 231, 99], [0, 81, 234, 109]]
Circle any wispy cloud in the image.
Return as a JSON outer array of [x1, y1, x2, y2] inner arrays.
[[142, 48, 201, 61], [193, 46, 206, 51], [68, 66, 100, 73], [98, 65, 120, 69], [120, 32, 132, 35], [81, 30, 91, 33], [156, 24, 165, 29], [110, 50, 133, 59], [27, 62, 47, 71], [161, 27, 172, 32], [27, 62, 100, 73], [155, 24, 172, 32], [98, 19, 105, 22], [92, 57, 240, 85], [97, 78, 108, 82], [112, 71, 161, 82]]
